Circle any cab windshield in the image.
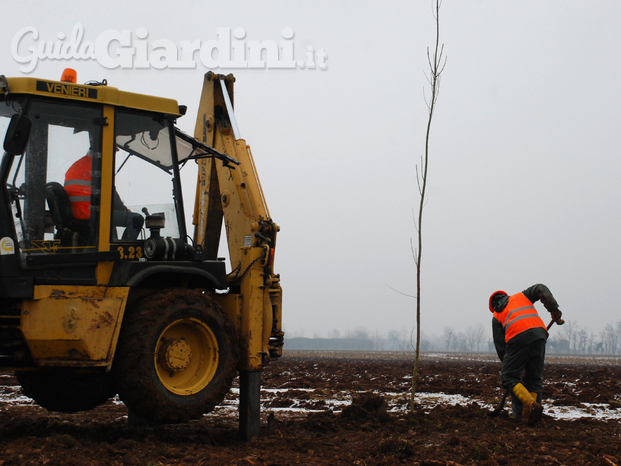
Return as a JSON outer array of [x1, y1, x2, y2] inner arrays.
[[2, 98, 103, 257]]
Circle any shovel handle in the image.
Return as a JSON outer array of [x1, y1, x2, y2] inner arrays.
[[547, 318, 564, 331]]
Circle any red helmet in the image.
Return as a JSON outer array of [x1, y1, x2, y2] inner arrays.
[[489, 290, 508, 313]]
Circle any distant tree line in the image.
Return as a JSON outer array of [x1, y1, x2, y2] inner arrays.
[[284, 320, 621, 355], [545, 320, 621, 355]]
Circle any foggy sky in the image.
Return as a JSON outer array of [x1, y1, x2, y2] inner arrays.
[[2, 1, 620, 342]]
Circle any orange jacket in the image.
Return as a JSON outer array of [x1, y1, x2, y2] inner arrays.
[[64, 155, 92, 219], [493, 292, 546, 343]]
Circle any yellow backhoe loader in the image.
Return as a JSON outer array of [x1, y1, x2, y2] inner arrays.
[[0, 70, 283, 439]]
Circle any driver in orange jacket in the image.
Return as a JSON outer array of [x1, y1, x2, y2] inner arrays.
[[65, 153, 144, 241], [489, 284, 563, 425]]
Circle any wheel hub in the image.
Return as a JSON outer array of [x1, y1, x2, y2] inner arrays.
[[154, 318, 219, 395], [158, 338, 192, 373]]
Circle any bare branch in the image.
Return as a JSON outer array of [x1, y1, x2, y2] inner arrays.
[[415, 164, 422, 195], [411, 209, 420, 234], [385, 283, 417, 299], [410, 238, 419, 266]]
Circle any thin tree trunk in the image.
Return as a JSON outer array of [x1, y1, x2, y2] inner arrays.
[[410, 0, 446, 411]]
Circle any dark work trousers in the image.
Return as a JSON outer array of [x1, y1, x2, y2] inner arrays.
[[500, 338, 546, 418], [113, 210, 144, 241]]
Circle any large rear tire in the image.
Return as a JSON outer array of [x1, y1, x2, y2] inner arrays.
[[113, 289, 238, 423], [15, 369, 116, 413]]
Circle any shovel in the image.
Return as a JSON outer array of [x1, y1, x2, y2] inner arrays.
[[488, 318, 562, 417], [488, 388, 510, 418]]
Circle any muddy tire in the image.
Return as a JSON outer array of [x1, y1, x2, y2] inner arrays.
[[15, 369, 116, 413], [113, 289, 239, 423]]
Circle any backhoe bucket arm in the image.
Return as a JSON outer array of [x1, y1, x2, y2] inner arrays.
[[192, 70, 283, 366]]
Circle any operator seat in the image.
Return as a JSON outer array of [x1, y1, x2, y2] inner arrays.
[[44, 182, 91, 248]]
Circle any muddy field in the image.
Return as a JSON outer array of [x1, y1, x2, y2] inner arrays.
[[1, 351, 620, 465]]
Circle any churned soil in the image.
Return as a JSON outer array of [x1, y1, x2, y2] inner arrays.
[[1, 351, 620, 466]]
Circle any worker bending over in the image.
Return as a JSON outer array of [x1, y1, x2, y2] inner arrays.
[[489, 284, 563, 426]]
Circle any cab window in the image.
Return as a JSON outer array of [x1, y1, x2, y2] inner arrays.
[[113, 110, 180, 241], [5, 100, 103, 256]]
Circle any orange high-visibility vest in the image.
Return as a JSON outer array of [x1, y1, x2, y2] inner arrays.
[[64, 155, 92, 219], [493, 292, 546, 343]]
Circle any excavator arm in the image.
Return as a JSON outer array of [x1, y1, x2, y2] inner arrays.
[[192, 72, 283, 439]]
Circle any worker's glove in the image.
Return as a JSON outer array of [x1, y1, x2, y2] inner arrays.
[[551, 309, 564, 325]]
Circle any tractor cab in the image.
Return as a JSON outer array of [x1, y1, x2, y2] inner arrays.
[[0, 72, 236, 281]]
